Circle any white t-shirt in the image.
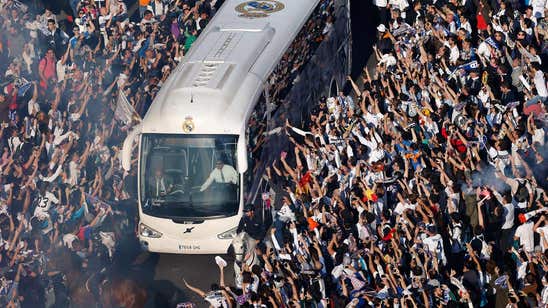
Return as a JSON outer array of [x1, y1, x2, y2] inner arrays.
[[515, 221, 535, 252], [488, 147, 510, 169], [542, 285, 548, 308], [34, 191, 59, 219], [28, 98, 39, 116], [532, 128, 545, 146], [110, 1, 128, 16], [501, 203, 515, 230], [356, 222, 371, 242], [67, 161, 80, 186], [423, 234, 446, 264], [534, 70, 548, 97], [153, 0, 166, 17], [98, 14, 111, 32], [388, 0, 409, 12], [63, 233, 78, 249], [374, 0, 388, 7], [394, 201, 416, 215], [536, 226, 548, 251], [477, 41, 491, 60], [204, 291, 228, 308], [449, 45, 460, 65]]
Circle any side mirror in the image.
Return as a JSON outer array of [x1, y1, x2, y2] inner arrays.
[[237, 132, 247, 174], [121, 124, 142, 171]]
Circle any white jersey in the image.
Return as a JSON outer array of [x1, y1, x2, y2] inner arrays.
[[423, 234, 446, 264], [34, 191, 59, 219], [501, 203, 515, 230], [515, 221, 535, 252], [204, 291, 228, 308]]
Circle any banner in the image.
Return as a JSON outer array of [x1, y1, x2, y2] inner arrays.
[[392, 23, 415, 37], [17, 82, 32, 97], [450, 60, 479, 76], [484, 37, 499, 50], [115, 91, 141, 125]]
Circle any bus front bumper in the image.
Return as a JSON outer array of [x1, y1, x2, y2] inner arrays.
[[138, 235, 232, 254]]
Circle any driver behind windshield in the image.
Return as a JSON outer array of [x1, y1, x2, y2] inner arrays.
[[200, 158, 238, 192], [149, 167, 172, 198]]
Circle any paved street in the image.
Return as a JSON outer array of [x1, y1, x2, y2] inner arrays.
[[134, 252, 235, 307]]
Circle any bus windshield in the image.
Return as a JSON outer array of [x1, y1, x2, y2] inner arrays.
[[139, 134, 240, 219]]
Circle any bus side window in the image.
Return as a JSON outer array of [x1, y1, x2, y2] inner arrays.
[[244, 129, 253, 189]]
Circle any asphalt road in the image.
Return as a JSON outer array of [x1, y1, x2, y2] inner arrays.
[[136, 252, 235, 308]]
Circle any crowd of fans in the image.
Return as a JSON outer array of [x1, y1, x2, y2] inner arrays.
[[0, 0, 546, 307], [266, 0, 335, 104], [189, 0, 548, 307], [0, 0, 218, 306]]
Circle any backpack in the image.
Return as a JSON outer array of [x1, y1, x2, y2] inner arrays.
[[515, 179, 528, 203]]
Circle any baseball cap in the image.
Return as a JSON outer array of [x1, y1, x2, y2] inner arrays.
[[377, 24, 386, 32]]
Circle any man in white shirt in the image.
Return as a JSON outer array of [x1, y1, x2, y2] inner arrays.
[[355, 211, 371, 242], [200, 159, 238, 192], [515, 208, 548, 252], [423, 225, 447, 265], [515, 219, 535, 252], [33, 181, 59, 220], [536, 223, 548, 252], [499, 191, 515, 252], [110, 0, 128, 22], [530, 62, 547, 98], [448, 36, 460, 66]]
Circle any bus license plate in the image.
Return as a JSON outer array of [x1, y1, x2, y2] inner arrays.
[[178, 244, 200, 251]]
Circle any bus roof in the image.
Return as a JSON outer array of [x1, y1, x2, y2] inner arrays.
[[141, 0, 320, 135]]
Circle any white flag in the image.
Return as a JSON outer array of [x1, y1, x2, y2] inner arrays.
[[115, 91, 141, 125]]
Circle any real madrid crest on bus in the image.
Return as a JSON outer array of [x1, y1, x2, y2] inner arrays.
[[182, 116, 195, 133], [235, 0, 285, 18]]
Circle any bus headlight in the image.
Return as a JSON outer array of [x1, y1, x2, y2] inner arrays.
[[139, 223, 162, 238], [217, 227, 238, 239]]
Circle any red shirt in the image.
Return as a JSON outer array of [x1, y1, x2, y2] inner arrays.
[[450, 138, 467, 153], [5, 83, 17, 110], [39, 56, 56, 87], [477, 13, 488, 31]]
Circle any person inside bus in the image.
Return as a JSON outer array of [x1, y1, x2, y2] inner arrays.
[[199, 158, 238, 192], [149, 166, 172, 198]]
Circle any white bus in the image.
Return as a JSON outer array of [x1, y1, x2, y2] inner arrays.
[[121, 0, 350, 254]]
